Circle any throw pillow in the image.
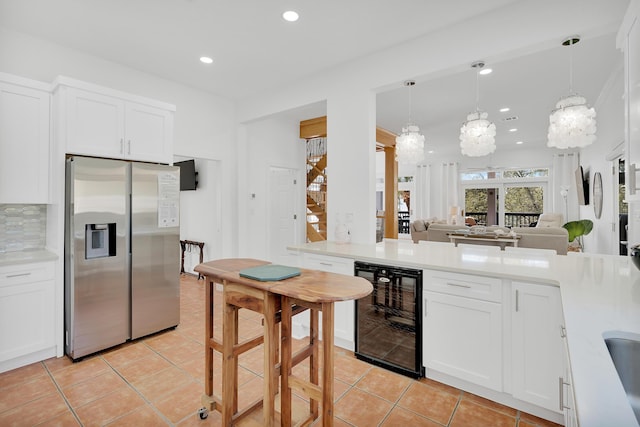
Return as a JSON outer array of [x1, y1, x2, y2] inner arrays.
[[413, 220, 427, 232]]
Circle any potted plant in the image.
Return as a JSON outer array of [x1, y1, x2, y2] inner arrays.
[[562, 219, 593, 251]]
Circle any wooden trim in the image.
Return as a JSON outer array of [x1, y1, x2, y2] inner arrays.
[[384, 146, 398, 239], [299, 116, 398, 146], [376, 127, 397, 147], [300, 116, 327, 139]]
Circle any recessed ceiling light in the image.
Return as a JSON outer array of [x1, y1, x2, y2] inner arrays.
[[479, 68, 492, 75], [427, 150, 435, 154], [499, 107, 510, 113], [282, 10, 299, 22], [516, 141, 524, 145], [509, 128, 518, 132], [200, 56, 213, 64]]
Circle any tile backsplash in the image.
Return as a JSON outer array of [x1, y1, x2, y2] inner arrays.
[[0, 204, 47, 252]]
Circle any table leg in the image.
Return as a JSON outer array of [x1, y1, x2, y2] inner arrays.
[[280, 296, 293, 427], [310, 308, 319, 419], [263, 292, 277, 427], [321, 302, 334, 427], [222, 294, 237, 426], [205, 279, 214, 397]]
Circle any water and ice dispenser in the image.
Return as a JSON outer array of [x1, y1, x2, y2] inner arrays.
[[84, 223, 116, 259]]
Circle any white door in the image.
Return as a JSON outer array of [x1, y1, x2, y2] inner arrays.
[[268, 167, 299, 265]]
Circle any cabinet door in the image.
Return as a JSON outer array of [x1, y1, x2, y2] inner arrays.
[[511, 282, 563, 412], [0, 81, 50, 203], [562, 338, 578, 427], [125, 102, 172, 163], [423, 290, 502, 391], [625, 14, 640, 200], [66, 88, 125, 158], [0, 280, 55, 363], [301, 254, 355, 350]]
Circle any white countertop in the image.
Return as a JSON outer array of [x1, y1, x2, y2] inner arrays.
[[0, 249, 58, 267], [289, 240, 640, 427]]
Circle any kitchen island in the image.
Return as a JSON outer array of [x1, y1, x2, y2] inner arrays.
[[288, 240, 640, 427]]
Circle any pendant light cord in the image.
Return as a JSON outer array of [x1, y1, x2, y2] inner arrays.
[[569, 38, 574, 93], [475, 68, 480, 112]]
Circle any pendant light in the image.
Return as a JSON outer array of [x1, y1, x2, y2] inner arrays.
[[459, 61, 496, 157], [547, 36, 597, 149], [395, 80, 425, 164]]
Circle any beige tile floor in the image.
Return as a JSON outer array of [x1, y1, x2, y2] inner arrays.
[[0, 274, 562, 427]]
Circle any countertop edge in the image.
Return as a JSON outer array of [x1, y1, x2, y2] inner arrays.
[[0, 250, 59, 267], [288, 241, 640, 427]]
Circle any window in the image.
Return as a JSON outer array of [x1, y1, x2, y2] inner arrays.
[[461, 168, 549, 227]]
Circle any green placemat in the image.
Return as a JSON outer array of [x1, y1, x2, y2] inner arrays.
[[239, 264, 301, 281]]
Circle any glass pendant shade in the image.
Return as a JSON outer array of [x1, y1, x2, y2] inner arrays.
[[547, 36, 597, 149], [459, 61, 495, 157], [395, 124, 425, 163], [547, 94, 596, 149], [459, 111, 497, 157]]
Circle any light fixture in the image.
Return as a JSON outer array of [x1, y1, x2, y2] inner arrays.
[[459, 61, 496, 157], [509, 128, 518, 132], [499, 107, 510, 113], [516, 141, 524, 145], [547, 36, 597, 149], [282, 10, 299, 22], [199, 56, 213, 64], [395, 80, 425, 164]]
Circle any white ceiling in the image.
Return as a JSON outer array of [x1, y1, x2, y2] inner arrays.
[[0, 0, 628, 157], [0, 0, 517, 100], [377, 31, 623, 158]]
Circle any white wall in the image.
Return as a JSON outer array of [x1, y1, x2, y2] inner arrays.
[[237, 0, 625, 247], [578, 67, 625, 254], [175, 157, 223, 274], [238, 114, 306, 259], [0, 26, 239, 259]]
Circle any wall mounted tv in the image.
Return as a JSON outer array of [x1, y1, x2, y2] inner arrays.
[[175, 159, 198, 191], [575, 166, 589, 205]]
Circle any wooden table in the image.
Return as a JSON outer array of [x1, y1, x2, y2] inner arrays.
[[194, 259, 372, 427], [447, 232, 520, 250]]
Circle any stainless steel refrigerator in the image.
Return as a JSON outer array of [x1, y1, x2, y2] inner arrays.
[[64, 156, 180, 360]]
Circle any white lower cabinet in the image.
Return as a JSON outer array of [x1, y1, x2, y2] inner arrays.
[[422, 270, 565, 422], [562, 335, 578, 426], [422, 269, 503, 392], [299, 253, 355, 350], [0, 261, 56, 373], [511, 282, 564, 413]]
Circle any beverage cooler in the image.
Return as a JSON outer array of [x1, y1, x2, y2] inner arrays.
[[354, 261, 423, 378]]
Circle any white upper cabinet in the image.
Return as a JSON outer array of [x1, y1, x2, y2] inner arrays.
[[55, 77, 174, 164], [0, 73, 50, 204], [618, 0, 640, 201], [124, 102, 172, 162]]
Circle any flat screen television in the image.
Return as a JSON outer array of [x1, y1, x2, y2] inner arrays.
[[575, 166, 589, 205], [174, 159, 198, 191]]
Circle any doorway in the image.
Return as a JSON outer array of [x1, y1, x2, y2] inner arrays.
[[268, 167, 301, 265]]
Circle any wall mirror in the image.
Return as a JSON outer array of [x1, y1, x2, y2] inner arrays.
[[593, 172, 603, 219]]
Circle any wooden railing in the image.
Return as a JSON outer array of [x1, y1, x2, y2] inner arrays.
[[466, 212, 541, 228]]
